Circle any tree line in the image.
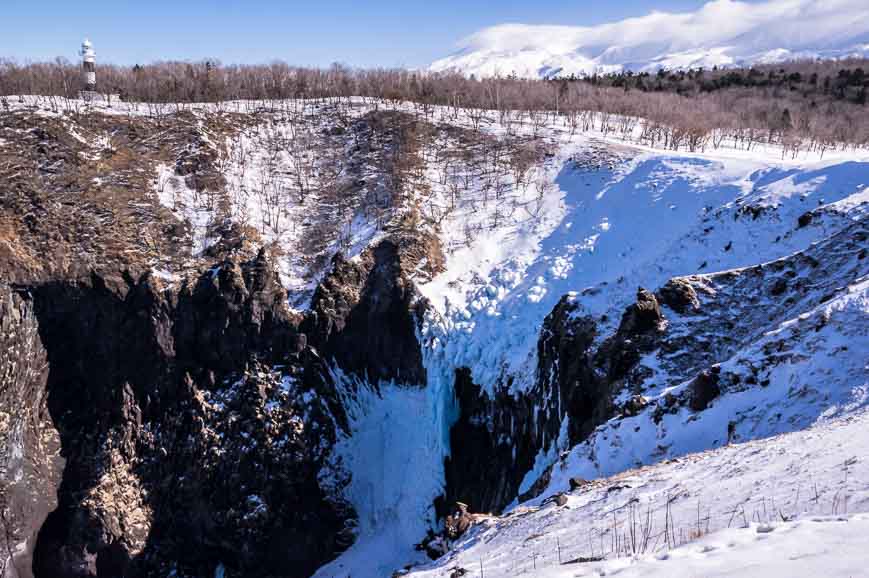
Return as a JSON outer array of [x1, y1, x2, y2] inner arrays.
[[571, 59, 869, 106], [2, 57, 868, 153]]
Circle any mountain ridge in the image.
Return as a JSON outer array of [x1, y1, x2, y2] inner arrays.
[[430, 0, 869, 78]]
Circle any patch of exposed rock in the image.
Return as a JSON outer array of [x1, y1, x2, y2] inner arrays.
[[303, 237, 436, 386]]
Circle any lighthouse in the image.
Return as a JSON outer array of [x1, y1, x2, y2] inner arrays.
[[80, 38, 96, 92]]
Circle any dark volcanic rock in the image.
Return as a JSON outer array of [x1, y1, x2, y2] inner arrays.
[[657, 278, 701, 314], [12, 254, 353, 578], [175, 247, 303, 374], [620, 394, 649, 417], [689, 367, 722, 411], [618, 288, 664, 335], [597, 288, 666, 383], [0, 285, 64, 578], [29, 271, 171, 578], [770, 277, 788, 296], [304, 239, 428, 385], [538, 296, 605, 445], [444, 502, 474, 540], [0, 200, 439, 577], [568, 477, 590, 492], [443, 367, 535, 514]]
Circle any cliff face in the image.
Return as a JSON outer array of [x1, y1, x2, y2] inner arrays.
[[442, 288, 666, 514], [304, 238, 432, 387], [1, 256, 352, 578], [0, 285, 63, 578], [0, 235, 440, 577], [0, 101, 442, 578]]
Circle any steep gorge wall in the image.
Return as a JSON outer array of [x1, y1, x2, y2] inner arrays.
[[0, 253, 354, 578], [0, 227, 444, 578], [304, 238, 431, 386], [0, 102, 455, 577], [0, 285, 63, 578], [442, 288, 668, 515]]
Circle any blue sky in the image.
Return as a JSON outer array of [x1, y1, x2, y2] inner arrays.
[[2, 1, 727, 68]]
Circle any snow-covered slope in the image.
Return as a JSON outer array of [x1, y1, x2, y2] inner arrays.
[[555, 514, 869, 578], [315, 102, 869, 576], [418, 134, 869, 411], [408, 409, 869, 577], [431, 0, 869, 78]]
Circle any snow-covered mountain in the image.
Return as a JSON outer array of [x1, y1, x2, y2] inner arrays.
[[430, 0, 869, 78]]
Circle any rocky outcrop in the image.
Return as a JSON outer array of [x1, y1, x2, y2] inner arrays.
[[417, 502, 482, 561], [689, 367, 722, 411], [175, 248, 305, 374], [0, 285, 63, 578], [656, 278, 700, 314], [304, 239, 430, 386], [443, 289, 668, 513], [443, 502, 474, 540], [539, 296, 608, 445], [1, 197, 442, 577], [654, 219, 868, 398], [596, 288, 666, 384]]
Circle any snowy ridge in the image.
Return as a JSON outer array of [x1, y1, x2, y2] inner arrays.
[[431, 0, 869, 78]]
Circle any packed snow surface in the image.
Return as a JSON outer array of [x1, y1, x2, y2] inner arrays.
[[431, 0, 869, 78], [525, 515, 869, 577]]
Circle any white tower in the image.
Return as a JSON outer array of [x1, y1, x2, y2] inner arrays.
[[80, 38, 96, 92]]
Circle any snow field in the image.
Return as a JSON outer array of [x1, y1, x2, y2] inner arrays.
[[543, 514, 869, 578]]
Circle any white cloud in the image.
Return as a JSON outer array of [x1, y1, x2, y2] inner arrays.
[[431, 0, 869, 78]]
